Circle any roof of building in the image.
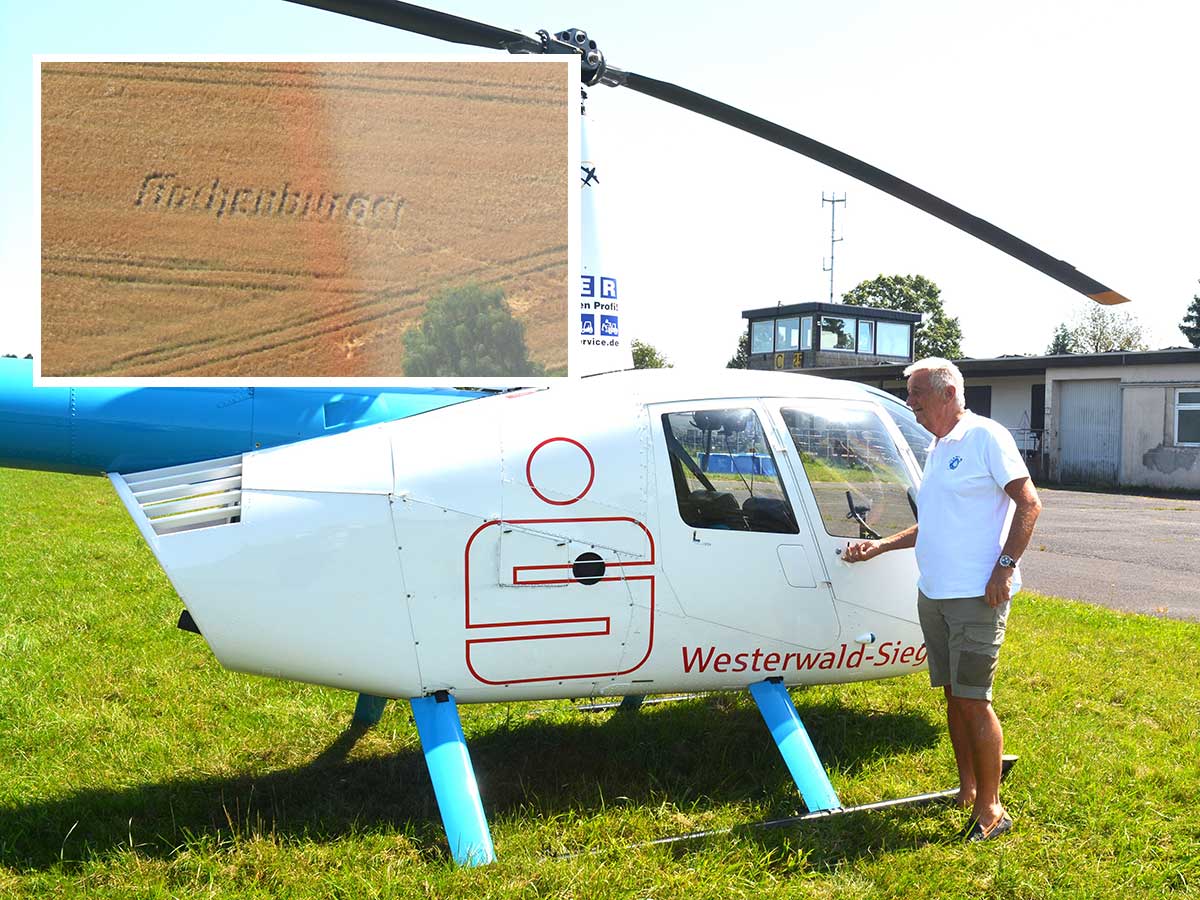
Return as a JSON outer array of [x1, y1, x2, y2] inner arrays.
[[811, 348, 1200, 382], [741, 301, 922, 323]]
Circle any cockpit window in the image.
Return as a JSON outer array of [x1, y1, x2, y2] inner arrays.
[[662, 409, 798, 534], [782, 403, 917, 539]]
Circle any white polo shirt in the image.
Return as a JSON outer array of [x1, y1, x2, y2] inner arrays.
[[915, 410, 1030, 599]]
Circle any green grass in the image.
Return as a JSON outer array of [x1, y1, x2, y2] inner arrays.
[[1, 468, 1198, 898]]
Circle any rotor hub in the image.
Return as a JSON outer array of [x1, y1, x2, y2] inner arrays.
[[553, 28, 607, 86]]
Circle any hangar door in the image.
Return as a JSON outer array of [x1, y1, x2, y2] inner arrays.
[[1058, 379, 1120, 485]]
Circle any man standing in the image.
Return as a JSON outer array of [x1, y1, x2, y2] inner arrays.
[[843, 358, 1042, 841]]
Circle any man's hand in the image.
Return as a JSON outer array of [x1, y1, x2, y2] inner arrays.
[[843, 540, 882, 563], [985, 564, 1013, 607], [841, 525, 917, 563]]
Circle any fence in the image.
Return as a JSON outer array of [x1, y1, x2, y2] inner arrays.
[[1009, 428, 1046, 479]]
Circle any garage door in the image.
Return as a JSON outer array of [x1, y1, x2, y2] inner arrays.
[[1058, 379, 1120, 485]]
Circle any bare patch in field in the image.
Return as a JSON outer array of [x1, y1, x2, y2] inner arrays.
[[41, 61, 569, 377]]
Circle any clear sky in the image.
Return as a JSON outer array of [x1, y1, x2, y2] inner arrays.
[[4, 0, 1198, 367]]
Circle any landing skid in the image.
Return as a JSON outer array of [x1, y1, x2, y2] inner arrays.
[[563, 755, 1020, 856], [405, 676, 1015, 866], [642, 755, 1019, 849], [574, 693, 704, 713]]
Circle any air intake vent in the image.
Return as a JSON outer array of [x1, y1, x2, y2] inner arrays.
[[122, 455, 243, 536]]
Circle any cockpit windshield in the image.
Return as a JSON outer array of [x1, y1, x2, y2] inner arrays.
[[861, 385, 932, 470], [782, 402, 917, 539]]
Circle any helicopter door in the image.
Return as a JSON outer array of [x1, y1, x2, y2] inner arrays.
[[771, 400, 922, 626], [649, 403, 839, 650]]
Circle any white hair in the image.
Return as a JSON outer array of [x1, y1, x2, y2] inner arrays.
[[904, 357, 965, 410]]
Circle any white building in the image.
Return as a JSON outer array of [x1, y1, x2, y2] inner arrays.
[[817, 349, 1200, 490]]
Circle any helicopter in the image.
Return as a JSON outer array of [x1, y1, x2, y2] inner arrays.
[[4, 0, 1133, 867], [2, 358, 950, 866]]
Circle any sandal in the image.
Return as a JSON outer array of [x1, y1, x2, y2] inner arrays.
[[965, 812, 1013, 842]]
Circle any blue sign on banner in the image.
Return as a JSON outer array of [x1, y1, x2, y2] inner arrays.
[[580, 314, 595, 336], [600, 277, 618, 299], [600, 315, 619, 337], [581, 276, 595, 298]]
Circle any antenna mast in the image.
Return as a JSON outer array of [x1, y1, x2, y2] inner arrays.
[[821, 192, 846, 303]]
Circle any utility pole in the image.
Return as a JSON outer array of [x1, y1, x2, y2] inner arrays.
[[821, 192, 846, 303]]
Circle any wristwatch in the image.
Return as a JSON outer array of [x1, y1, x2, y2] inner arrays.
[[997, 554, 1017, 569]]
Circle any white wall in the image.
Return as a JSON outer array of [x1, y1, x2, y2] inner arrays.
[[965, 375, 1040, 430], [1118, 384, 1200, 489], [848, 360, 1200, 489], [964, 375, 1043, 454], [1046, 363, 1200, 490], [869, 374, 1042, 431]]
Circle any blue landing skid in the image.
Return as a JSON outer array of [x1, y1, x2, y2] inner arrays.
[[410, 691, 496, 867], [748, 677, 841, 813], [352, 693, 388, 726]]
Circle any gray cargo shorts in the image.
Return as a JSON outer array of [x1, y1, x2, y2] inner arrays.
[[917, 590, 1010, 701]]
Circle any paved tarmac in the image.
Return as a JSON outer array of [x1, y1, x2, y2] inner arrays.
[[1018, 487, 1200, 622]]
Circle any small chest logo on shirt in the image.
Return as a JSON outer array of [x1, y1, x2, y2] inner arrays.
[[948, 455, 963, 470]]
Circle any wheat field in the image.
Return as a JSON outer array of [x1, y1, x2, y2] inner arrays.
[[41, 61, 569, 377]]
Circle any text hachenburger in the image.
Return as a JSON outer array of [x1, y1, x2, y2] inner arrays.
[[133, 172, 405, 229]]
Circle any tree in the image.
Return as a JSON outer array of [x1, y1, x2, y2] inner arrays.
[[1056, 305, 1148, 353], [841, 274, 963, 359], [1180, 282, 1200, 348], [631, 338, 671, 369], [1046, 323, 1075, 355], [402, 283, 544, 377], [726, 331, 749, 369]]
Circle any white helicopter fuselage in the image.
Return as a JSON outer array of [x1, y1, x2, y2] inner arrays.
[[112, 369, 928, 704]]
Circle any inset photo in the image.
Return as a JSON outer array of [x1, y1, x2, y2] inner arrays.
[[39, 59, 570, 378]]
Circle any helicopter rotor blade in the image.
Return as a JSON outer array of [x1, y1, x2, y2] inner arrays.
[[277, 0, 1129, 306], [280, 0, 545, 53], [622, 71, 1128, 306]]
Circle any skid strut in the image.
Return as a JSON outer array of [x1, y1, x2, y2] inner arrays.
[[410, 691, 496, 866], [748, 678, 841, 812], [353, 693, 388, 726], [618, 694, 646, 712]]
